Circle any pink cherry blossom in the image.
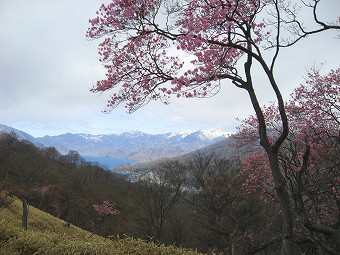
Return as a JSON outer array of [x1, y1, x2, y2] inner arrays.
[[93, 200, 120, 217], [86, 0, 273, 112]]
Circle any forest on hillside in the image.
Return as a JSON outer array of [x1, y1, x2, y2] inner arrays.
[[0, 123, 339, 255]]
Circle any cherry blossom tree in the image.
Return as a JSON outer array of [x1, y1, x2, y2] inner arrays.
[[87, 1, 340, 253], [93, 200, 120, 237], [93, 200, 120, 217], [233, 68, 340, 254]]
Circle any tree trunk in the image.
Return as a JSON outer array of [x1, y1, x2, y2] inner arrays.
[[246, 89, 297, 254], [244, 41, 296, 254], [268, 152, 296, 255]]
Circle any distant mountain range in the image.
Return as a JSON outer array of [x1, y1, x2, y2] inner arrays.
[[0, 124, 231, 162]]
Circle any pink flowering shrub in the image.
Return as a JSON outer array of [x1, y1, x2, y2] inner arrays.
[[93, 200, 120, 217], [92, 200, 120, 237]]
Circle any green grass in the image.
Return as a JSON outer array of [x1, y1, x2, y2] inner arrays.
[[0, 197, 204, 255]]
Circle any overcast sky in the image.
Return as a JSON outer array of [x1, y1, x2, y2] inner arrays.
[[0, 0, 339, 137]]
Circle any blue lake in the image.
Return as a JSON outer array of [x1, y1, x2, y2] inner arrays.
[[82, 156, 137, 169]]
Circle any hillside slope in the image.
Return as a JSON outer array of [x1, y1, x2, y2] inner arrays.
[[115, 137, 234, 173], [0, 124, 43, 147], [0, 197, 204, 255]]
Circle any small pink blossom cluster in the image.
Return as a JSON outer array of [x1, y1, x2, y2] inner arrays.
[[87, 0, 156, 39], [32, 185, 55, 196], [177, 0, 267, 33], [292, 225, 310, 239], [239, 150, 275, 202], [177, 0, 268, 49], [93, 200, 120, 217], [41, 185, 54, 195]]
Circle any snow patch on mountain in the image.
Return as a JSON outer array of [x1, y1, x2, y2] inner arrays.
[[200, 128, 231, 140], [79, 133, 103, 142], [164, 128, 229, 140], [165, 130, 194, 139], [121, 131, 149, 138]]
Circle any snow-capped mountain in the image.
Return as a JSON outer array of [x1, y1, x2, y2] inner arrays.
[[0, 124, 230, 161], [36, 128, 230, 161]]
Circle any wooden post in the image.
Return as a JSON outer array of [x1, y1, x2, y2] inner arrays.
[[22, 199, 29, 230]]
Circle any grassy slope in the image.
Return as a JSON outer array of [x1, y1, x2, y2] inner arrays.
[[0, 197, 203, 255]]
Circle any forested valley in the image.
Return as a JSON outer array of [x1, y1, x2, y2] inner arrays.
[[1, 116, 338, 255]]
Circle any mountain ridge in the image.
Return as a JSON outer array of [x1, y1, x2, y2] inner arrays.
[[0, 124, 44, 147], [0, 124, 231, 161]]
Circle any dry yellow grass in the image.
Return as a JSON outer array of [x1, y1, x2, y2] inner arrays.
[[0, 197, 204, 255]]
